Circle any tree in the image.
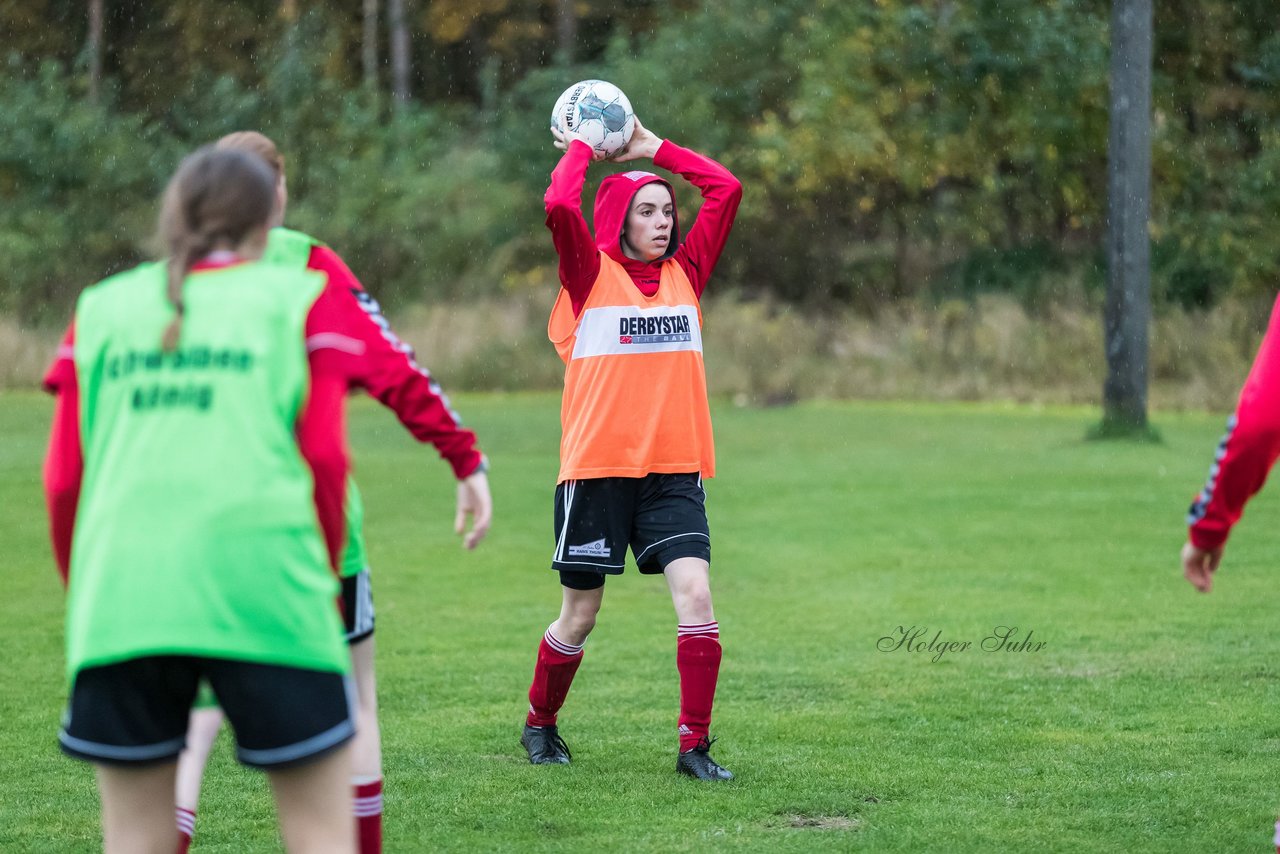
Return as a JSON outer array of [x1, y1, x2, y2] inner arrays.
[[363, 0, 379, 90], [555, 0, 576, 65], [1100, 0, 1153, 436], [388, 0, 410, 104], [86, 0, 103, 103]]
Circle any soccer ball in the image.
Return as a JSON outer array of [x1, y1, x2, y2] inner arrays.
[[550, 80, 635, 159]]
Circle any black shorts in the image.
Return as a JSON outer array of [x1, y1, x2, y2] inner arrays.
[[342, 569, 375, 644], [552, 473, 711, 590], [60, 656, 356, 769]]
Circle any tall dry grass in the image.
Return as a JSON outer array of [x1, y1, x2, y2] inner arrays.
[[3, 293, 1266, 413], [0, 319, 59, 390], [380, 291, 1264, 413]]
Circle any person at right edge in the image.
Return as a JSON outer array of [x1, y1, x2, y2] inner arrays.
[[519, 115, 742, 781], [1181, 288, 1280, 851], [1183, 287, 1280, 590]]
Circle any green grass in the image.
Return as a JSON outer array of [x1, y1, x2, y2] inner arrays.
[[3, 391, 1279, 852]]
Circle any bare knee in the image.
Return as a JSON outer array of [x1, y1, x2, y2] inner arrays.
[[675, 586, 713, 624], [556, 608, 597, 644], [666, 561, 714, 624], [554, 589, 603, 645]]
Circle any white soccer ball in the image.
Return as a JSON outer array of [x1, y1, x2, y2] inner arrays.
[[550, 80, 635, 159]]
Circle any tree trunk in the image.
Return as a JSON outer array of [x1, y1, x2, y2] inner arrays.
[[556, 0, 577, 66], [363, 0, 379, 90], [388, 0, 410, 105], [1101, 0, 1153, 433], [86, 0, 103, 104]]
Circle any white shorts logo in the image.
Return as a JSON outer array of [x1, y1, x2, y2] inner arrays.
[[567, 539, 611, 557]]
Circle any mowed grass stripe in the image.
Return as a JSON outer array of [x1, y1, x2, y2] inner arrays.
[[2, 392, 1277, 852]]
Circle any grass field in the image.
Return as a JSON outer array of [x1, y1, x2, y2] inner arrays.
[[4, 390, 1280, 852]]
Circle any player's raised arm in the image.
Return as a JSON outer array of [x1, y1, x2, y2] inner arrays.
[[652, 136, 742, 298], [545, 127, 602, 313]]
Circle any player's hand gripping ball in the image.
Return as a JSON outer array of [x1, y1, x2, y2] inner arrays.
[[550, 80, 636, 159]]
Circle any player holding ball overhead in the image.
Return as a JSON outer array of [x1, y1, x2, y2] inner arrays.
[[520, 86, 743, 781]]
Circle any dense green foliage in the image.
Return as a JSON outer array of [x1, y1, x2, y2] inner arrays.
[[1, 1, 1276, 323], [6, 392, 1280, 850]]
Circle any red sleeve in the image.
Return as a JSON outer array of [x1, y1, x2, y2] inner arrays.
[[43, 368, 82, 586], [544, 140, 600, 316], [301, 284, 357, 570], [306, 246, 485, 479], [655, 140, 743, 299], [43, 322, 76, 393], [1187, 293, 1280, 550]]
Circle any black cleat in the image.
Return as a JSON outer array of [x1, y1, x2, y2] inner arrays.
[[677, 736, 733, 781], [522, 723, 571, 764]]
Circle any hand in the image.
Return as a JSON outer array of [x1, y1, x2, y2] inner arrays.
[[610, 117, 661, 163], [551, 124, 604, 161], [1182, 540, 1224, 593], [455, 469, 492, 550]]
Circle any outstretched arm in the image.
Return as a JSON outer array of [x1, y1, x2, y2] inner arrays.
[[307, 246, 486, 481], [1183, 292, 1280, 590]]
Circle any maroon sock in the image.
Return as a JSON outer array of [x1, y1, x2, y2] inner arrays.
[[677, 623, 722, 752], [175, 807, 195, 854], [354, 779, 383, 854], [526, 628, 584, 728]]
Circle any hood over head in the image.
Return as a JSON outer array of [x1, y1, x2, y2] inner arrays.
[[593, 170, 680, 264]]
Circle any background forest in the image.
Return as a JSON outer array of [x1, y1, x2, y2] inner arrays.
[[2, 0, 1277, 405]]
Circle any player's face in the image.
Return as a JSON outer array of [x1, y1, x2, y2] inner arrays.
[[623, 184, 674, 262]]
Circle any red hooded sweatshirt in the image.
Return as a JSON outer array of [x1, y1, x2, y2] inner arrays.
[[544, 138, 742, 316]]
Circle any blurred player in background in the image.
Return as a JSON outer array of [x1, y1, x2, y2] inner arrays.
[[44, 146, 363, 853], [519, 116, 742, 780], [164, 130, 492, 854]]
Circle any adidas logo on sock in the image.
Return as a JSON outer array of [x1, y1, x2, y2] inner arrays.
[[567, 538, 610, 557], [679, 724, 693, 735]]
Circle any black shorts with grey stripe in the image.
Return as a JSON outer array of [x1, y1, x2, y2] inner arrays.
[[60, 656, 355, 769], [552, 472, 711, 589], [341, 569, 375, 644]]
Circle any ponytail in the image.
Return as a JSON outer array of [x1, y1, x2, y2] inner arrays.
[[155, 147, 276, 352], [161, 234, 213, 352]]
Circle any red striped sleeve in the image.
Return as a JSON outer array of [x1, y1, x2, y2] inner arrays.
[[306, 246, 485, 479], [1187, 292, 1280, 549]]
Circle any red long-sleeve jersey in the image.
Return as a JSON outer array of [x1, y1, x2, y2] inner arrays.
[[1187, 292, 1280, 550], [43, 257, 365, 581], [544, 139, 743, 316]]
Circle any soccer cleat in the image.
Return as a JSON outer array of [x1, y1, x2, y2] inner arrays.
[[522, 723, 571, 764], [676, 736, 733, 781]]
